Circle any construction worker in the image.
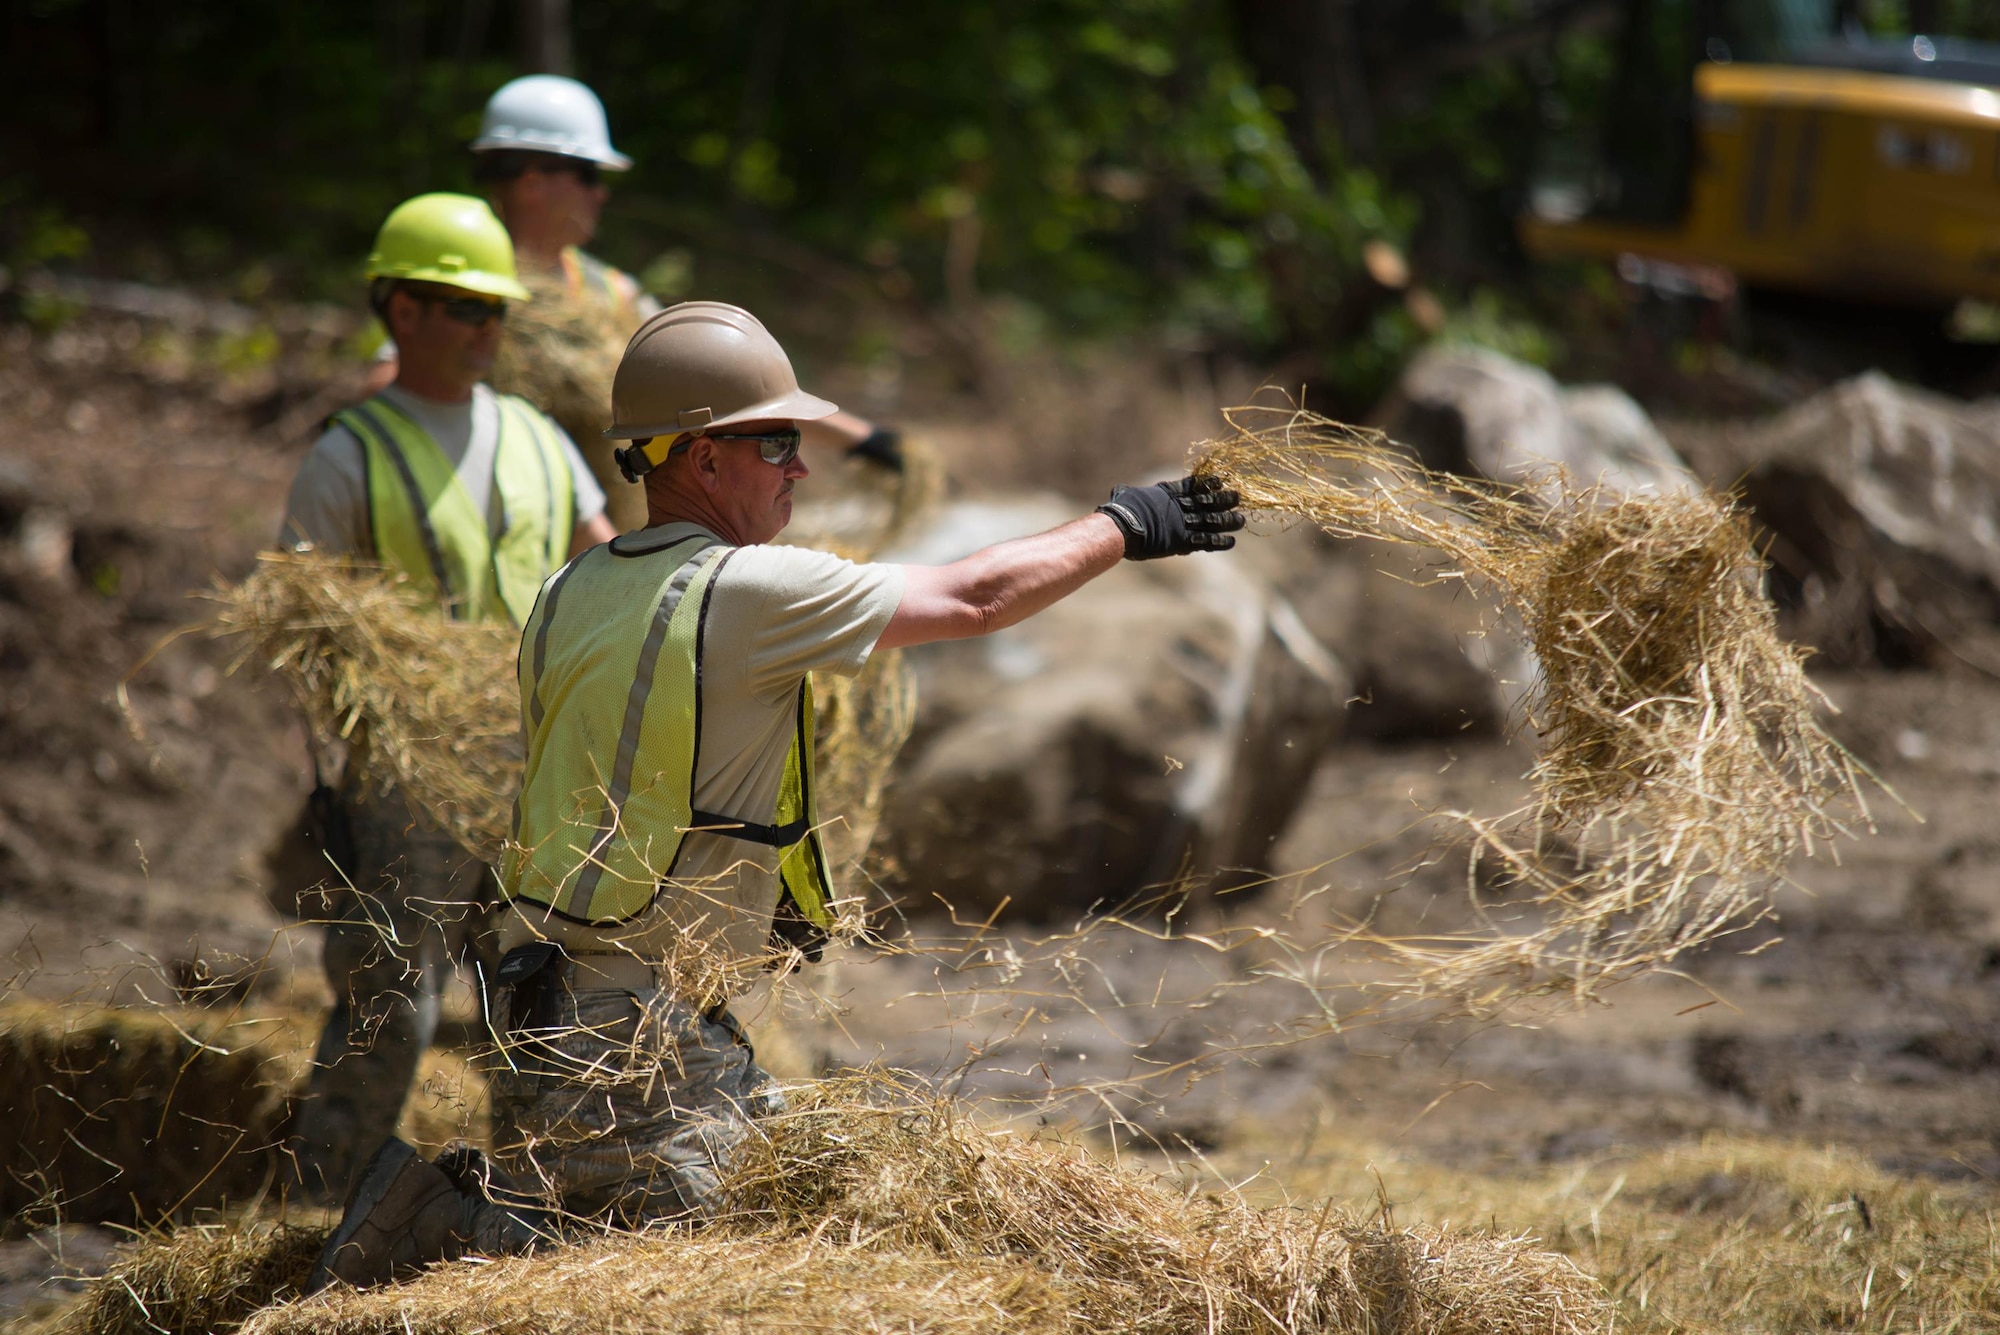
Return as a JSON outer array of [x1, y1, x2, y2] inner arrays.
[[308, 300, 1243, 1288], [368, 74, 897, 532], [280, 192, 619, 1202]]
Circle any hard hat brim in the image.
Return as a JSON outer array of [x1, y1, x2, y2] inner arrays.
[[365, 264, 533, 303], [470, 134, 633, 171], [603, 387, 839, 440]]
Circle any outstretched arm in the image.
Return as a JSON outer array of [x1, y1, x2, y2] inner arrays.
[[879, 514, 1124, 649], [877, 475, 1243, 651]]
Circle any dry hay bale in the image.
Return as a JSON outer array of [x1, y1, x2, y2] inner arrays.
[[0, 1001, 295, 1233], [1195, 402, 1873, 1014], [241, 1235, 1067, 1335], [50, 1222, 325, 1335], [211, 552, 919, 902]]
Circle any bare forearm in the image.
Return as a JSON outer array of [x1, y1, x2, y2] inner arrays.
[[880, 514, 1124, 649]]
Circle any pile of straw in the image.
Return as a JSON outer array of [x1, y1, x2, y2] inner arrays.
[[67, 1079, 1607, 1335], [714, 1079, 1604, 1335], [1195, 402, 1872, 1011], [49, 1223, 327, 1335]]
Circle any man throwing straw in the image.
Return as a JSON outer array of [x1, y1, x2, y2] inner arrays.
[[310, 300, 1243, 1288]]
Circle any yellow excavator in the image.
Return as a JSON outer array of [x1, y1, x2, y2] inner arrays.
[[1523, 7, 2000, 311]]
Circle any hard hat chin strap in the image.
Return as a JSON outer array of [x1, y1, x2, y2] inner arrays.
[[613, 433, 693, 484]]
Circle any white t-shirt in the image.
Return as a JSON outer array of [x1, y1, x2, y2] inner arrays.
[[279, 382, 607, 554], [500, 521, 906, 973]]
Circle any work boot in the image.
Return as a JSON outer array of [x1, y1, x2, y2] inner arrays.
[[306, 1137, 477, 1293], [434, 1142, 555, 1252]]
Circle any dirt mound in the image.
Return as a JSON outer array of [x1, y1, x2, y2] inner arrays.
[[0, 307, 338, 1000], [0, 1001, 294, 1234]]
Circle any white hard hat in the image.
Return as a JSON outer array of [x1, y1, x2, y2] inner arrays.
[[471, 75, 632, 170]]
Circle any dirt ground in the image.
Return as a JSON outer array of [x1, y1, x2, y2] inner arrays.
[[3, 307, 1998, 1321], [800, 682, 2000, 1184]]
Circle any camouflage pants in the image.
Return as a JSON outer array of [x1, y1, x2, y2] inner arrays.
[[293, 787, 491, 1200], [488, 980, 782, 1228]]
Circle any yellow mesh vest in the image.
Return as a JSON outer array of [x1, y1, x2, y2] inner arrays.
[[504, 532, 836, 940], [339, 391, 574, 626]]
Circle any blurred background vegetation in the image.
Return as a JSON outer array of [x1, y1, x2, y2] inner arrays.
[[4, 0, 1999, 412]]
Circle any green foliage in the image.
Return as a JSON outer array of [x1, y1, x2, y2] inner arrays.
[[2, 0, 1419, 384], [587, 0, 1404, 345]]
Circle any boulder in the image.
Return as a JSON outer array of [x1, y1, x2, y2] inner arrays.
[[1229, 524, 1509, 742], [877, 497, 1348, 922], [1718, 372, 2000, 667], [1383, 345, 1695, 497]]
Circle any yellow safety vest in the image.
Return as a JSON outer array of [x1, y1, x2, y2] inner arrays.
[[335, 391, 575, 626], [502, 530, 836, 950], [562, 247, 644, 327]]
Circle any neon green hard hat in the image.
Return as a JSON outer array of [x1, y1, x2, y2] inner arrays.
[[364, 193, 532, 302]]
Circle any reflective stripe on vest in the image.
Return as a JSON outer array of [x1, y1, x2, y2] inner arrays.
[[339, 391, 574, 626], [503, 533, 836, 939]]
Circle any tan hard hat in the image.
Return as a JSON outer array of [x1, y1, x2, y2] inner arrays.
[[604, 301, 837, 442]]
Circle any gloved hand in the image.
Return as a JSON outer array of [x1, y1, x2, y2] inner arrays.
[[846, 426, 905, 473], [1096, 475, 1245, 560]]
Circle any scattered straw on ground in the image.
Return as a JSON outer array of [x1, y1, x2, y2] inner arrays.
[[1195, 401, 1875, 1013], [1237, 1119, 2000, 1335], [73, 1076, 1605, 1335], [247, 1236, 1071, 1335]]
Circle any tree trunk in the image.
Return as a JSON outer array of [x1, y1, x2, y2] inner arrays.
[[518, 0, 572, 75]]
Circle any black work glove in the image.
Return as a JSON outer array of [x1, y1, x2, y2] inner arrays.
[[846, 426, 904, 473], [1096, 475, 1245, 560]]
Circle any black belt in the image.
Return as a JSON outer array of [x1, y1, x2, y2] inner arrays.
[[687, 809, 809, 847]]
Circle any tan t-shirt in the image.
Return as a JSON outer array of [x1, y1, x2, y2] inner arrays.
[[499, 522, 905, 976]]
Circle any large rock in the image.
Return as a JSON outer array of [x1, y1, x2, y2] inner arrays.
[[877, 497, 1348, 922], [1228, 525, 1509, 742], [1718, 372, 2000, 667], [1383, 345, 1695, 497]]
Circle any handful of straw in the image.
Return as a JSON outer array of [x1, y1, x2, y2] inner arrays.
[[1195, 401, 1875, 1013], [211, 554, 521, 860]]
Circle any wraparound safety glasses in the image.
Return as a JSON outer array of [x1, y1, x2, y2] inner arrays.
[[713, 429, 803, 467], [616, 427, 805, 483]]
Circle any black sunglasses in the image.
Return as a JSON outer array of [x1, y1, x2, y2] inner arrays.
[[537, 159, 601, 188], [416, 293, 508, 328], [671, 428, 802, 467]]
